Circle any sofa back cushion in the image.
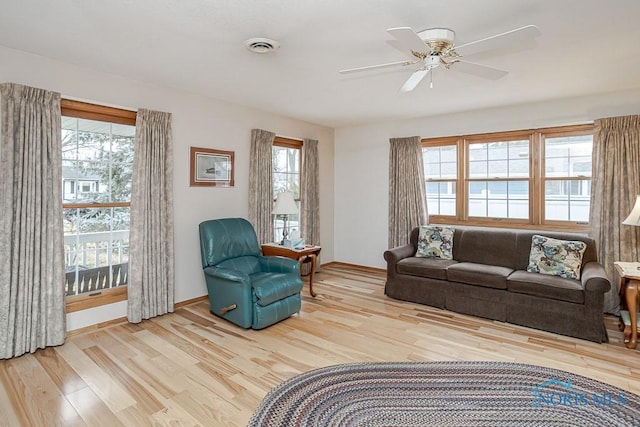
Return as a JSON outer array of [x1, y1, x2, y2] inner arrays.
[[409, 226, 598, 271], [454, 228, 520, 269]]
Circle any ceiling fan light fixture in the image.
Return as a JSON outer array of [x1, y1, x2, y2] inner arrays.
[[244, 37, 280, 54], [417, 28, 455, 44]]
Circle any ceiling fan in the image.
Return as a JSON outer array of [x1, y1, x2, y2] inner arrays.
[[339, 25, 541, 92]]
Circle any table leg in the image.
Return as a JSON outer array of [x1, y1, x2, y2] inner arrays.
[[308, 254, 317, 297], [626, 279, 638, 349]]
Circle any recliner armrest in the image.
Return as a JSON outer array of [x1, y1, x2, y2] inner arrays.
[[581, 261, 611, 293], [203, 266, 250, 284], [384, 244, 416, 266], [259, 256, 300, 274]]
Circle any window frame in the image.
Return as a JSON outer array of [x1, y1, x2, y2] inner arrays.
[[61, 99, 137, 312], [423, 124, 593, 232]]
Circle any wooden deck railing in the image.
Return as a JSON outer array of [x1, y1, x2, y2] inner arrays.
[[65, 262, 128, 296]]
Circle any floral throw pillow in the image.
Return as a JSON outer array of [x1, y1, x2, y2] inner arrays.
[[527, 235, 587, 280], [415, 225, 454, 260]]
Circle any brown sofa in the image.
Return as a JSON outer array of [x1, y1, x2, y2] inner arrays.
[[384, 226, 611, 343]]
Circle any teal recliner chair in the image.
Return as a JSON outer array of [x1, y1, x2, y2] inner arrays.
[[199, 218, 303, 329]]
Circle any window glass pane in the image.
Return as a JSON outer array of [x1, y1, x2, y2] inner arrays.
[[468, 180, 529, 219], [426, 181, 456, 215], [468, 161, 486, 178], [61, 128, 77, 161], [508, 141, 529, 159], [111, 135, 135, 202], [468, 144, 487, 161], [469, 140, 529, 179], [545, 135, 593, 178], [424, 146, 457, 179], [488, 160, 508, 177], [272, 146, 300, 199], [61, 119, 135, 204], [64, 207, 130, 296], [508, 159, 529, 178], [544, 179, 590, 222]]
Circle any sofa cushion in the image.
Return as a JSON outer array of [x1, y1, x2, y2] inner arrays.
[[415, 225, 455, 259], [507, 270, 584, 304], [446, 262, 513, 289], [454, 228, 519, 269], [527, 235, 587, 280], [397, 257, 458, 280]]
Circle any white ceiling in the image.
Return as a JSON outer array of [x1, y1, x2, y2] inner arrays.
[[1, 0, 639, 128]]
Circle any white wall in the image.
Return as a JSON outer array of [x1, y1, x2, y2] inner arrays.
[[334, 89, 640, 269], [0, 45, 335, 331]]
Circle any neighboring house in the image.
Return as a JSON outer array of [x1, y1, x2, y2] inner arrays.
[[61, 165, 101, 201]]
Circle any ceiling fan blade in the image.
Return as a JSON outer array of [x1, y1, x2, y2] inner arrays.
[[339, 60, 414, 74], [400, 68, 429, 92], [386, 39, 415, 58], [454, 25, 541, 57], [387, 27, 428, 54], [450, 60, 508, 80]]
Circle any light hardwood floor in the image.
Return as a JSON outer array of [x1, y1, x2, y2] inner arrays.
[[0, 264, 637, 426]]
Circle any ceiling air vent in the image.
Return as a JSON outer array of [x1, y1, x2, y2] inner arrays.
[[244, 38, 280, 54]]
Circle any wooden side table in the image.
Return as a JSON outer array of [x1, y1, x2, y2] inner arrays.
[[614, 261, 640, 349], [262, 243, 322, 297]]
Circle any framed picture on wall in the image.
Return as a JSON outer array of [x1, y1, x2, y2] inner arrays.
[[190, 146, 235, 187]]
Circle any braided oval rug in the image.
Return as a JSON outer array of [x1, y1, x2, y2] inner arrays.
[[248, 361, 640, 426]]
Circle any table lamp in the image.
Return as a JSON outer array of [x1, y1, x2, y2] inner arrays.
[[273, 191, 298, 245], [622, 195, 640, 270], [622, 196, 640, 227]]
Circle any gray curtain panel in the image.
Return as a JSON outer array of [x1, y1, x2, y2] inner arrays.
[[590, 115, 640, 314], [0, 83, 66, 358], [127, 109, 175, 323], [388, 136, 428, 249], [248, 129, 275, 244], [301, 138, 320, 246]]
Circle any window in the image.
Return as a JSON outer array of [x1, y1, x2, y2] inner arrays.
[[467, 136, 530, 220], [542, 131, 593, 223], [61, 100, 136, 311], [423, 124, 592, 231], [272, 136, 302, 242], [424, 140, 457, 216]]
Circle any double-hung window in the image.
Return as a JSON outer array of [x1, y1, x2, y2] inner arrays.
[[541, 129, 592, 224], [423, 138, 458, 216], [61, 100, 136, 310], [272, 136, 302, 242], [467, 133, 531, 220], [423, 124, 592, 231]]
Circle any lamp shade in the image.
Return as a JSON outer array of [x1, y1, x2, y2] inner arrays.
[[273, 191, 298, 215], [622, 195, 640, 226]]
